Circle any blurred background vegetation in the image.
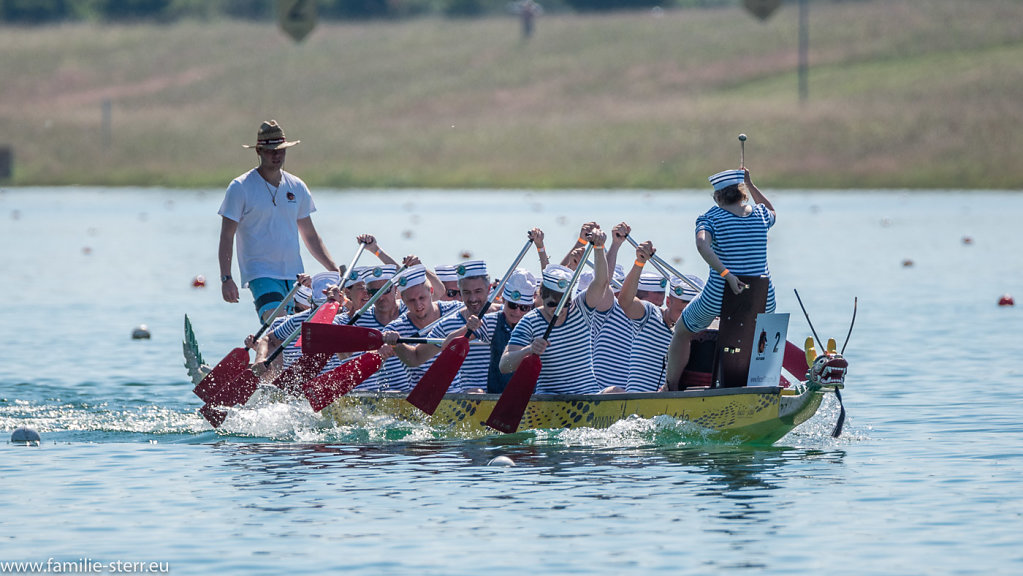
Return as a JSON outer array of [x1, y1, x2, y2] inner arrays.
[[1, 0, 1019, 189], [1, 0, 757, 21]]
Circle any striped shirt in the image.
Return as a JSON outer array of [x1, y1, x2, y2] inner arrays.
[[682, 203, 777, 332], [627, 302, 673, 392], [508, 301, 599, 395], [271, 309, 313, 368], [591, 300, 641, 388], [333, 306, 407, 392], [271, 309, 342, 374], [385, 300, 464, 392], [427, 309, 500, 392]]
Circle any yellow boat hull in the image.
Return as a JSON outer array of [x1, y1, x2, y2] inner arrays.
[[323, 386, 825, 444]]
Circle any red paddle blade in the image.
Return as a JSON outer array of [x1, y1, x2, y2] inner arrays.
[[199, 403, 228, 428], [269, 352, 331, 397], [294, 301, 340, 348], [301, 323, 383, 355], [192, 347, 249, 402], [209, 369, 260, 408], [485, 354, 542, 433], [303, 353, 384, 412], [406, 337, 470, 415]]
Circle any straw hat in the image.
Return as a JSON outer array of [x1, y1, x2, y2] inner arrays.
[[243, 120, 300, 150]]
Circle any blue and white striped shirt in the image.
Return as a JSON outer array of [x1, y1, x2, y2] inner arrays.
[[385, 300, 464, 392], [682, 203, 777, 332], [507, 301, 599, 395], [627, 301, 672, 392], [270, 309, 312, 369], [591, 300, 641, 388], [333, 306, 407, 392], [427, 309, 500, 392]]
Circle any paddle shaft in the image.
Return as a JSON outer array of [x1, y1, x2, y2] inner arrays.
[[543, 242, 594, 340], [625, 235, 702, 292], [340, 242, 368, 281], [467, 237, 534, 337]]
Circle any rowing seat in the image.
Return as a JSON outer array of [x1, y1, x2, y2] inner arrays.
[[713, 275, 769, 388]]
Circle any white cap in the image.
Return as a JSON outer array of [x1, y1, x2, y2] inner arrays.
[[343, 266, 373, 288], [456, 260, 488, 280], [502, 268, 537, 305], [396, 264, 428, 293], [311, 271, 340, 305], [541, 264, 573, 292], [434, 265, 459, 283], [638, 272, 668, 292], [709, 169, 745, 191], [367, 264, 397, 283], [294, 285, 313, 308], [669, 274, 705, 301]]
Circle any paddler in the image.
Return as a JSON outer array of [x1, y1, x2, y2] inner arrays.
[[666, 167, 776, 390], [434, 265, 462, 301], [588, 222, 641, 389], [381, 263, 465, 392], [500, 227, 612, 395], [218, 119, 342, 322], [485, 267, 539, 393], [615, 240, 705, 392], [334, 263, 406, 392]]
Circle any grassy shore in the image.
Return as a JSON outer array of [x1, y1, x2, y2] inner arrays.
[[1, 0, 1021, 189]]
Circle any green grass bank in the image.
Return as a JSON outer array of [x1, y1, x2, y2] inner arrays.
[[1, 0, 1021, 189]]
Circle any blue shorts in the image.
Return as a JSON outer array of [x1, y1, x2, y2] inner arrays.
[[248, 277, 295, 321]]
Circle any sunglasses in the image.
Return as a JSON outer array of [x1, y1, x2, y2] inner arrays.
[[506, 301, 534, 311], [367, 286, 393, 297], [445, 289, 461, 298]]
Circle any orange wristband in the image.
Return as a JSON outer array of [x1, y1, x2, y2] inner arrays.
[[578, 237, 588, 245], [720, 269, 730, 278], [635, 259, 645, 268]]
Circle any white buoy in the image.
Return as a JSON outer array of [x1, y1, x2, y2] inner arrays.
[[11, 427, 41, 445], [131, 324, 151, 339], [487, 456, 515, 467]]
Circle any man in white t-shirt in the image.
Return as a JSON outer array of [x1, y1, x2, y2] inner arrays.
[[218, 119, 341, 322]]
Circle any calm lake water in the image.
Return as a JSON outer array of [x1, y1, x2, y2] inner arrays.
[[1, 187, 1021, 575]]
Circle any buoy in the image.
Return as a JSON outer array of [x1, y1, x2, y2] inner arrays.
[[487, 456, 515, 467], [82, 246, 92, 255], [132, 324, 151, 339], [962, 236, 973, 245], [11, 427, 41, 445], [402, 229, 414, 239], [902, 259, 914, 268], [192, 274, 206, 288], [460, 250, 473, 259], [998, 294, 1014, 307]]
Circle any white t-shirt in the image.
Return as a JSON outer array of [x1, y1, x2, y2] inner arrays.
[[218, 168, 315, 286]]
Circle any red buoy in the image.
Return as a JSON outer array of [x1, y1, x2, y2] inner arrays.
[[998, 294, 1014, 307], [962, 236, 974, 245], [192, 274, 206, 288], [902, 259, 914, 268]]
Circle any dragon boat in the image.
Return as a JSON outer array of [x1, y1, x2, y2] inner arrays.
[[183, 275, 850, 443]]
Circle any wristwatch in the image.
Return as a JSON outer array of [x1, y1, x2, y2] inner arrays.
[[221, 275, 232, 283]]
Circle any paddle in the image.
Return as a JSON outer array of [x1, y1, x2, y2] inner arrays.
[[406, 236, 536, 415], [486, 242, 595, 433], [624, 235, 703, 292], [303, 352, 385, 412], [193, 280, 304, 403], [294, 241, 366, 348], [298, 262, 412, 409], [301, 323, 442, 354], [198, 299, 333, 426]]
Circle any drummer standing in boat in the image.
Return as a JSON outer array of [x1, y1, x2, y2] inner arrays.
[[666, 168, 776, 389], [218, 119, 342, 322]]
